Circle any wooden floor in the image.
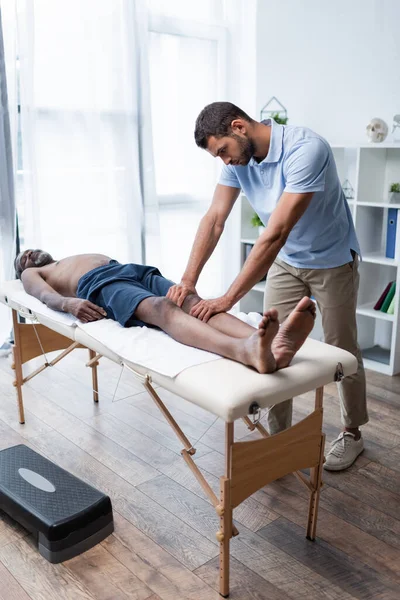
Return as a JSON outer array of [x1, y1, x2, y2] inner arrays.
[[0, 349, 400, 600]]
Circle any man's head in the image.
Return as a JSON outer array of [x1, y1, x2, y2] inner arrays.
[[194, 102, 256, 166], [14, 249, 54, 279]]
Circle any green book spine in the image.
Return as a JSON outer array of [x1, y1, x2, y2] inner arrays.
[[381, 282, 396, 312], [387, 294, 395, 315]]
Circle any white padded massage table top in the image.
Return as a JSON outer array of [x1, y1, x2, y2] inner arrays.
[[0, 280, 358, 422]]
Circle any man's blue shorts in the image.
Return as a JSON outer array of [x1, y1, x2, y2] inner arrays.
[[76, 260, 175, 327]]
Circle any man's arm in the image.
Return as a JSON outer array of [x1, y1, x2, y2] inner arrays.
[[21, 269, 106, 322], [167, 184, 240, 306], [226, 191, 314, 303], [191, 191, 313, 321]]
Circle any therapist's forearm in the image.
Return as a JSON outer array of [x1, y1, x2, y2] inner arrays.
[[181, 213, 224, 286], [225, 230, 285, 305]]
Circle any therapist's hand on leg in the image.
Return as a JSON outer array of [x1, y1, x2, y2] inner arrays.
[[190, 295, 233, 322], [167, 281, 197, 307]]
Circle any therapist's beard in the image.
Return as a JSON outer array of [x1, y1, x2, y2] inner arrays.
[[231, 133, 256, 165]]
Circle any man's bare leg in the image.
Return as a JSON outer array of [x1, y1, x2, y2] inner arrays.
[[272, 297, 316, 369], [181, 294, 316, 371], [181, 294, 257, 338], [135, 296, 279, 373]]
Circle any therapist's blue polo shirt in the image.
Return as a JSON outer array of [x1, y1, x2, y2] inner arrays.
[[219, 118, 360, 269]]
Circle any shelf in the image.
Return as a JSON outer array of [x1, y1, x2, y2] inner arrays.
[[356, 303, 394, 321], [357, 202, 400, 209], [241, 237, 257, 245], [362, 357, 392, 375], [331, 143, 400, 149], [361, 253, 398, 266]]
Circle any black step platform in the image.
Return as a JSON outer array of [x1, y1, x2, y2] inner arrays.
[[0, 444, 114, 562]]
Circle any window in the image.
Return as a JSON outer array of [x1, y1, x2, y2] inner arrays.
[[148, 3, 228, 295]]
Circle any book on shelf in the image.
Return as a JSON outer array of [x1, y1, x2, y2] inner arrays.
[[387, 294, 395, 315], [386, 208, 398, 259], [381, 282, 396, 313], [374, 281, 393, 310]]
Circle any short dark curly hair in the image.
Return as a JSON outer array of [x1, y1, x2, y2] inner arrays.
[[194, 102, 253, 149]]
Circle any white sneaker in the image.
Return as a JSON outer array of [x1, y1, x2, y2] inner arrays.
[[0, 342, 12, 358], [323, 431, 364, 471]]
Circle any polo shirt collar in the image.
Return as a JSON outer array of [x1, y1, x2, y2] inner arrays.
[[249, 118, 284, 166]]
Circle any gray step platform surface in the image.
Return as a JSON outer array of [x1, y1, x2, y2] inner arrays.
[[0, 444, 114, 562]]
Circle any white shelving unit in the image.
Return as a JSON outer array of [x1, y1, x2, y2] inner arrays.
[[238, 142, 400, 375]]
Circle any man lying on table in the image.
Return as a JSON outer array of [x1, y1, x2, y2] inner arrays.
[[15, 248, 315, 375]]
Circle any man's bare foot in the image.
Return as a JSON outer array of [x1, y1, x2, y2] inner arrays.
[[241, 309, 279, 373], [272, 297, 316, 369]]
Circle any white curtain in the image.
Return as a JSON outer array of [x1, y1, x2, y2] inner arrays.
[[15, 0, 157, 265], [0, 3, 17, 344]]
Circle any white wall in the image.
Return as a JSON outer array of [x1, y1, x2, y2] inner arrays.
[[256, 0, 400, 145]]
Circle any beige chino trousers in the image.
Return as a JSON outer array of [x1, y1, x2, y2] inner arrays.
[[264, 253, 368, 433]]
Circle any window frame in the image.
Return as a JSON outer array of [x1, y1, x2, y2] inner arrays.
[[148, 14, 228, 209]]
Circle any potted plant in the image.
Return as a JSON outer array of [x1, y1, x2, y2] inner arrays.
[[251, 212, 265, 236], [389, 183, 400, 203], [271, 112, 288, 125]]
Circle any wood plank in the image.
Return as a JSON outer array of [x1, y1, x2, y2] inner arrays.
[[229, 522, 356, 600], [0, 535, 96, 599], [373, 444, 400, 473], [0, 560, 32, 600], [195, 556, 288, 599], [322, 467, 400, 520], [0, 390, 53, 439], [103, 513, 220, 600], [258, 517, 400, 600], [358, 461, 400, 495], [254, 477, 400, 581], [64, 543, 154, 600], [102, 399, 213, 458], [0, 417, 27, 451], [365, 381, 400, 409], [320, 485, 400, 550], [87, 412, 189, 472], [113, 494, 218, 570], [129, 392, 215, 441]]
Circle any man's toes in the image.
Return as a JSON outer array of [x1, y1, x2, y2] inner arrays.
[[258, 315, 270, 330], [296, 296, 314, 312], [264, 308, 278, 321]]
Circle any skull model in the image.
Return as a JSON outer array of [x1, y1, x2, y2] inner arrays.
[[366, 118, 388, 143]]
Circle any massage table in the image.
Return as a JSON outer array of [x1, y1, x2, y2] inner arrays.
[[0, 280, 357, 597]]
